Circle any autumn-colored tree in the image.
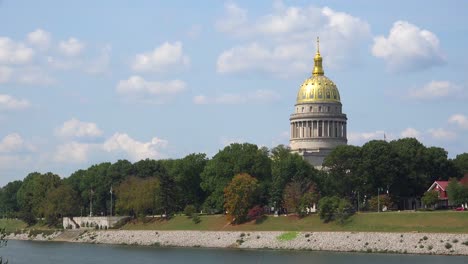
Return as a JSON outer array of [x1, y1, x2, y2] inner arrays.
[[368, 194, 394, 211], [282, 182, 302, 214], [224, 173, 259, 224], [115, 177, 160, 217]]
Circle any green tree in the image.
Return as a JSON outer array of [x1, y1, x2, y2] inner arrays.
[[447, 178, 468, 206], [16, 172, 61, 218], [318, 196, 353, 223], [453, 153, 468, 174], [0, 180, 22, 218], [115, 177, 160, 217], [421, 191, 439, 208], [270, 145, 317, 208], [201, 143, 271, 211], [224, 173, 259, 224], [368, 195, 394, 211], [43, 184, 80, 226], [0, 228, 7, 264], [158, 172, 177, 217]]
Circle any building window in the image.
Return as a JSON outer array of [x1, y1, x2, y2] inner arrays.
[[318, 106, 322, 112], [310, 106, 313, 112], [302, 107, 304, 112]]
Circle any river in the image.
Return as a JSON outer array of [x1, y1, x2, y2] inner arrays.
[[2, 240, 468, 264]]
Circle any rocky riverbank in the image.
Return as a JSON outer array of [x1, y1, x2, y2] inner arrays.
[[9, 230, 468, 256]]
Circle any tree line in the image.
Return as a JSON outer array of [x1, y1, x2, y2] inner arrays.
[[0, 138, 467, 226]]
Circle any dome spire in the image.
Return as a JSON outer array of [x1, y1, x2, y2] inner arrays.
[[312, 36, 324, 76]]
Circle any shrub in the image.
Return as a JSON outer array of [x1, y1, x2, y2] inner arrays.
[[368, 195, 393, 211], [192, 214, 201, 224], [428, 245, 433, 250], [423, 236, 428, 240], [184, 205, 197, 218], [277, 232, 298, 241], [445, 243, 452, 249], [19, 211, 37, 226], [247, 205, 264, 221], [318, 196, 354, 223], [452, 239, 458, 243]]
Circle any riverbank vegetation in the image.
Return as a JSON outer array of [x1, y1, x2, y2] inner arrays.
[[0, 138, 467, 227]]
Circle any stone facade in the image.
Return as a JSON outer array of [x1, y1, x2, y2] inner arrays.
[[63, 216, 128, 230]]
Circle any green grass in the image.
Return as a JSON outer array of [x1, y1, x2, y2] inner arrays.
[[121, 211, 468, 233], [277, 231, 298, 241], [0, 219, 27, 233]]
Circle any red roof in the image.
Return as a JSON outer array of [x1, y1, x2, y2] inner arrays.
[[434, 181, 449, 191]]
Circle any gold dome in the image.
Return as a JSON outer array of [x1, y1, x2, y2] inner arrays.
[[296, 37, 341, 104]]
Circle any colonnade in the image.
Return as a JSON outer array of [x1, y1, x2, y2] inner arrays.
[[291, 120, 346, 139]]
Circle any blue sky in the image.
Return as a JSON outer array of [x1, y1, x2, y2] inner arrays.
[[1, 0, 467, 185]]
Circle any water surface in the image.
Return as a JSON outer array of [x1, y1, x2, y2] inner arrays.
[[2, 240, 468, 264]]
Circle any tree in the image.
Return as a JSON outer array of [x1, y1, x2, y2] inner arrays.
[[0, 228, 7, 264], [421, 191, 439, 208], [447, 178, 468, 206], [115, 177, 160, 217], [224, 173, 259, 224], [318, 196, 353, 223], [270, 145, 317, 208], [158, 172, 177, 218], [0, 180, 22, 218], [453, 153, 468, 174], [368, 195, 394, 211], [43, 184, 80, 226], [16, 172, 61, 218], [201, 143, 271, 211]]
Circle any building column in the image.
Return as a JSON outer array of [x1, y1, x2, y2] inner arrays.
[[344, 122, 347, 139]]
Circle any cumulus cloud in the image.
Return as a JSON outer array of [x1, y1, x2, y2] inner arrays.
[[59, 37, 85, 56], [56, 118, 103, 138], [0, 37, 34, 64], [103, 133, 168, 161], [449, 114, 468, 130], [348, 130, 388, 145], [215, 3, 370, 76], [0, 66, 13, 83], [428, 128, 456, 141], [131, 41, 190, 72], [53, 142, 91, 163], [27, 29, 51, 49], [116, 75, 186, 103], [0, 94, 31, 110], [372, 21, 445, 72], [193, 89, 280, 105], [0, 133, 35, 153], [400, 127, 421, 139], [408, 81, 463, 100]]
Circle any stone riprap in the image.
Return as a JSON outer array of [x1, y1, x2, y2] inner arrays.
[[71, 230, 468, 256]]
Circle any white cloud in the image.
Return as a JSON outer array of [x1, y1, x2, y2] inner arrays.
[[215, 3, 370, 76], [56, 118, 103, 138], [400, 127, 421, 139], [0, 37, 34, 64], [428, 128, 456, 140], [0, 94, 31, 110], [116, 75, 186, 103], [27, 29, 51, 50], [408, 81, 463, 100], [0, 133, 24, 153], [193, 89, 280, 105], [372, 21, 445, 72], [103, 133, 168, 161], [0, 66, 13, 83], [449, 114, 468, 130], [59, 37, 85, 56], [16, 68, 56, 85], [348, 130, 389, 145], [53, 142, 91, 163], [131, 41, 190, 72]]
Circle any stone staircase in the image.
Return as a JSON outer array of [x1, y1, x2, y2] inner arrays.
[[53, 230, 85, 242]]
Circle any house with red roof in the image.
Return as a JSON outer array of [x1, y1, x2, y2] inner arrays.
[[426, 181, 450, 208]]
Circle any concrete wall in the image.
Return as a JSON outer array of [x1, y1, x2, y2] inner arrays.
[[63, 216, 128, 230]]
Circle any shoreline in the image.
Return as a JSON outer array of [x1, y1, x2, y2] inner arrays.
[[7, 230, 468, 256]]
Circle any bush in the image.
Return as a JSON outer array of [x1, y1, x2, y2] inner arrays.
[[445, 243, 452, 249], [368, 195, 393, 211], [184, 205, 197, 218], [318, 196, 354, 223], [247, 205, 264, 221], [19, 211, 37, 226], [192, 213, 201, 224]]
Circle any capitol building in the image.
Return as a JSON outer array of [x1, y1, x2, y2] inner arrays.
[[290, 38, 348, 167]]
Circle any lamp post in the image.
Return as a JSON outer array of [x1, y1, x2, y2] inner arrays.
[[110, 186, 113, 217]]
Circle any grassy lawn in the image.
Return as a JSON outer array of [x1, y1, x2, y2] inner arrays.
[[0, 219, 27, 233], [122, 211, 468, 233]]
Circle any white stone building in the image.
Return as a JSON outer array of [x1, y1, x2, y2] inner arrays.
[[290, 38, 348, 167]]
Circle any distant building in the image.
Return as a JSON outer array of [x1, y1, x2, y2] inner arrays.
[[426, 181, 450, 208], [290, 37, 347, 167]]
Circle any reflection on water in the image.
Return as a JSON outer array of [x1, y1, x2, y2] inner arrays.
[[2, 240, 468, 264]]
